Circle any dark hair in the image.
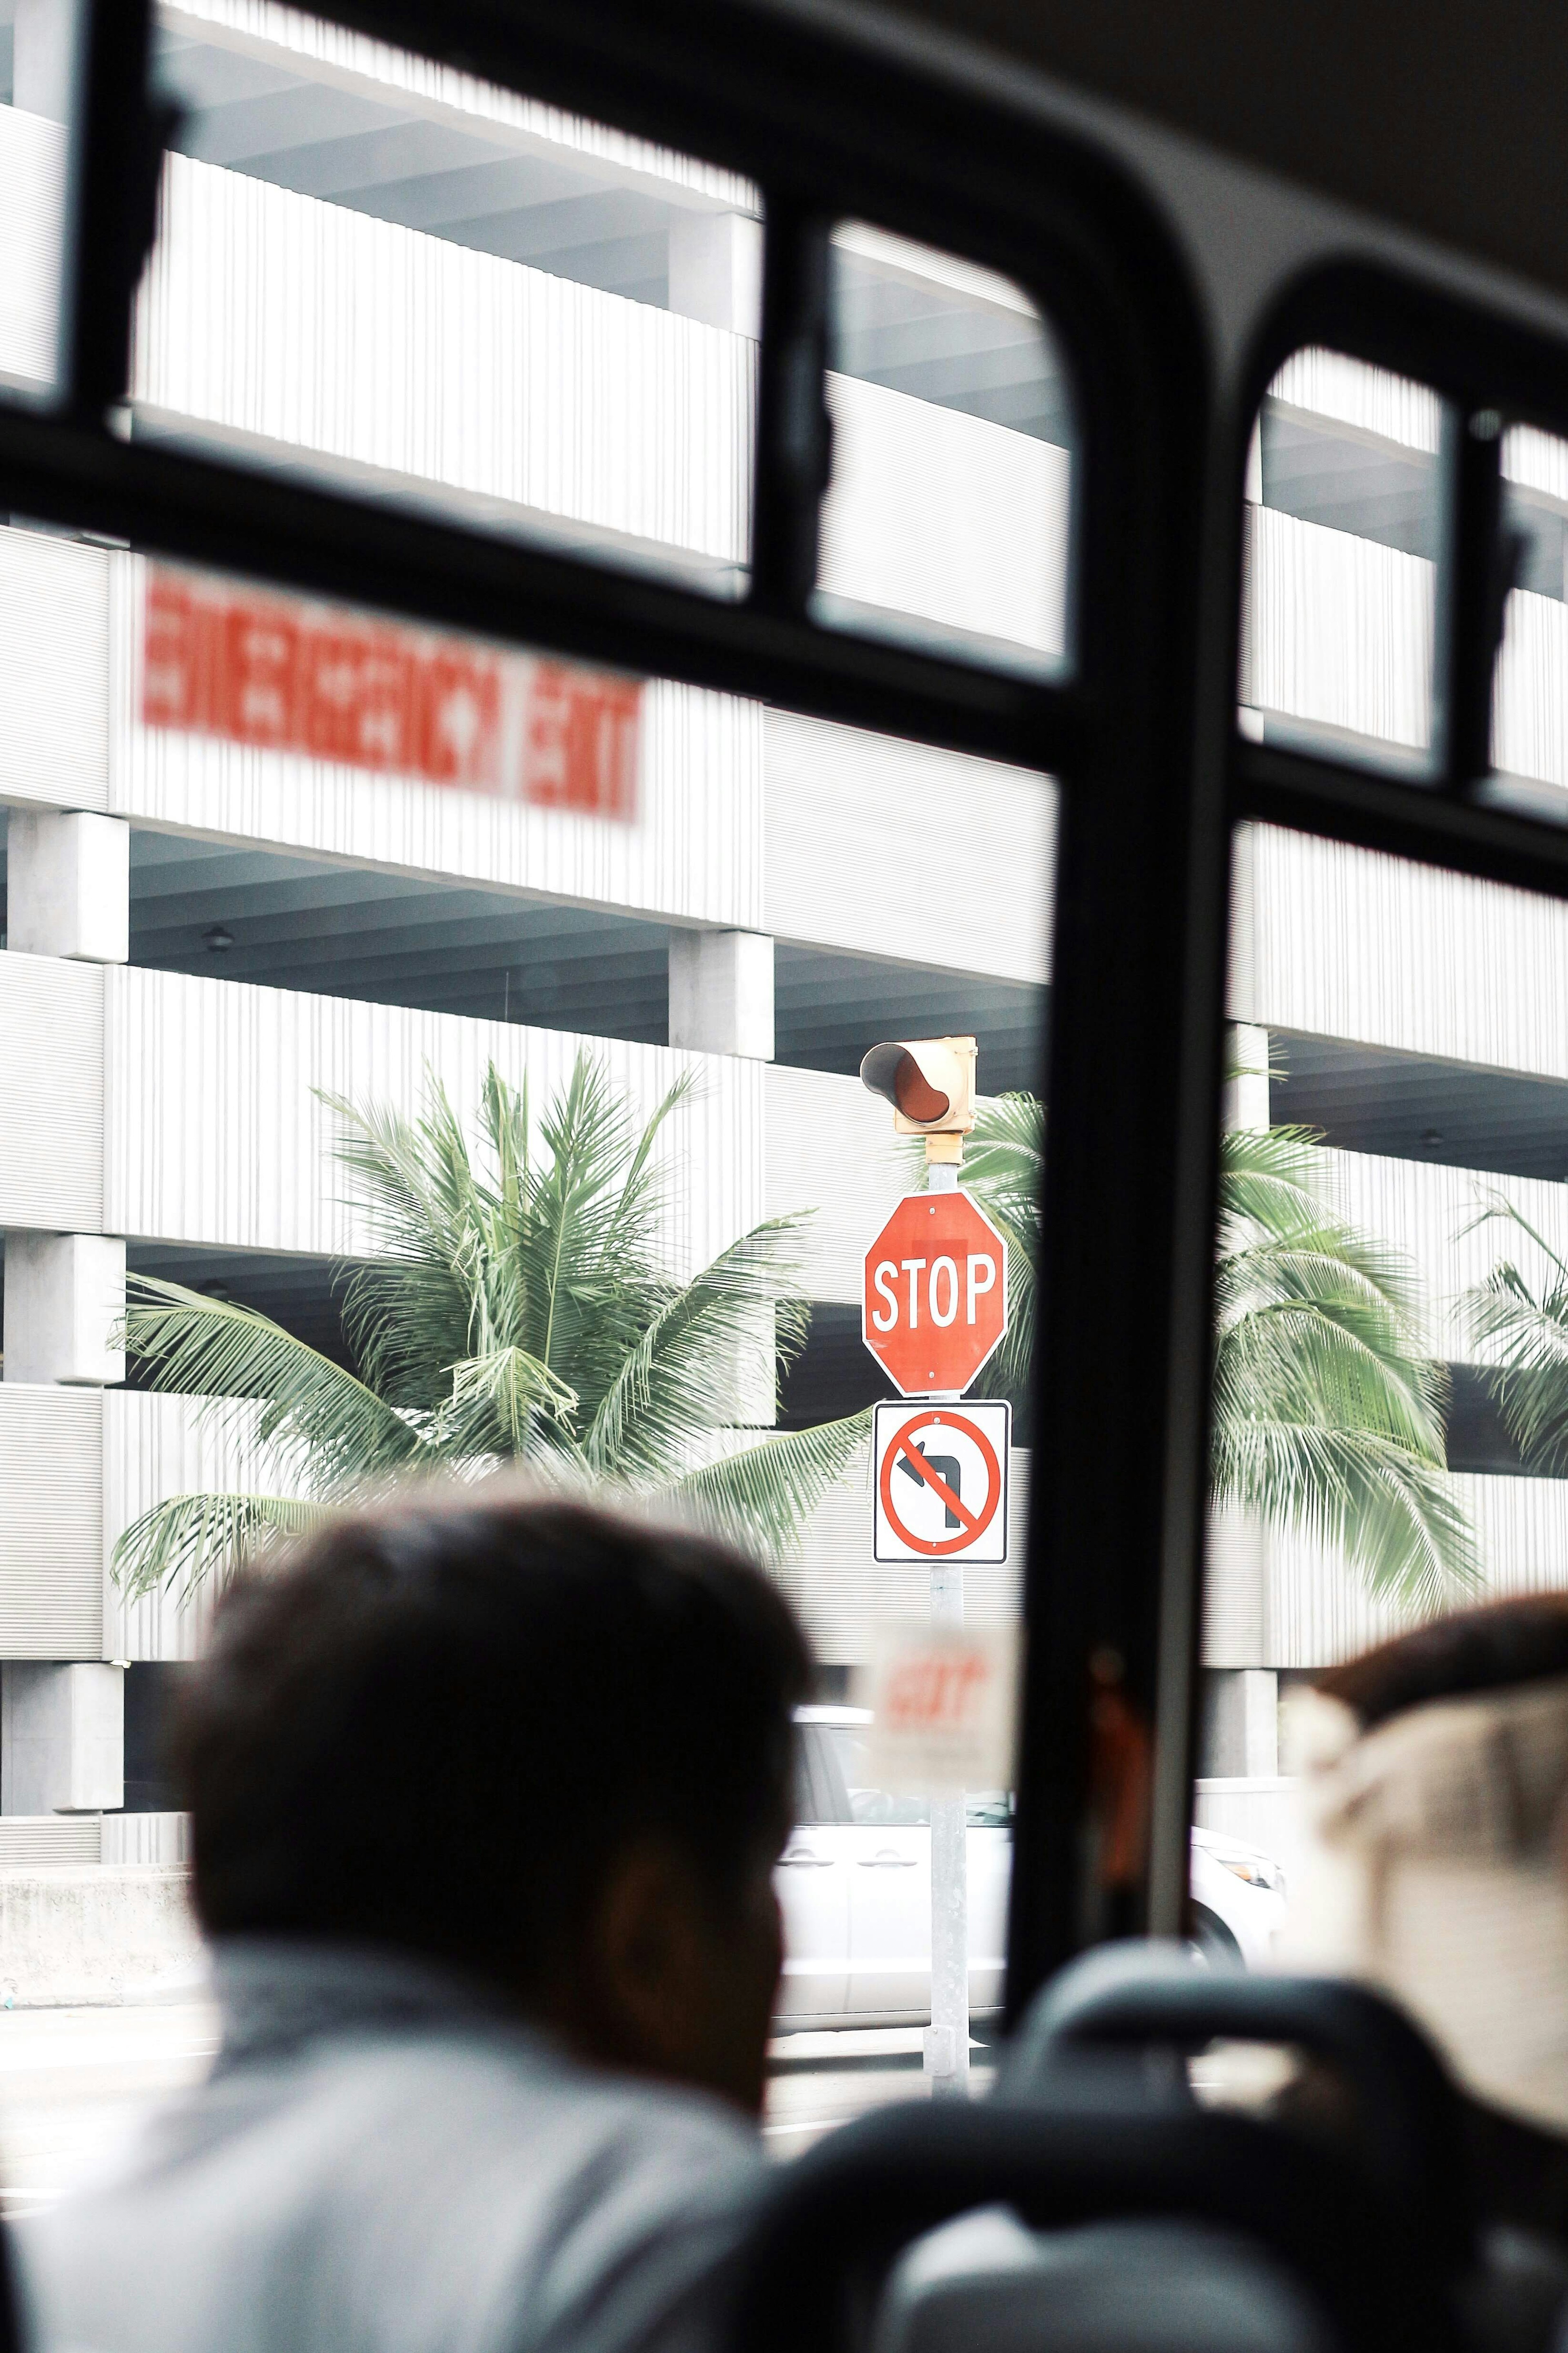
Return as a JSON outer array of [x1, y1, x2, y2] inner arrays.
[[1315, 1592, 1568, 1731], [172, 1492, 811, 1986]]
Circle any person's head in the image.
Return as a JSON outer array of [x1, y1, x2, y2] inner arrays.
[[1279, 1593, 1568, 2137], [172, 1489, 812, 2114]]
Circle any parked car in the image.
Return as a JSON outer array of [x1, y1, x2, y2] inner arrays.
[[775, 1706, 1285, 2028]]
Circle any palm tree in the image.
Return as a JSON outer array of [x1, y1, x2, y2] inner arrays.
[[114, 1054, 867, 1599], [960, 1094, 1477, 1609], [1463, 1193, 1568, 1472]]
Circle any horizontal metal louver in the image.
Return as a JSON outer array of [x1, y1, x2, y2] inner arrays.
[[0, 105, 65, 392], [0, 1816, 100, 1866], [0, 529, 109, 813], [0, 1387, 102, 1657], [135, 154, 753, 569], [764, 710, 1055, 982], [765, 1064, 910, 1304], [106, 968, 764, 1274], [1250, 827, 1568, 1079], [0, 957, 105, 1233]]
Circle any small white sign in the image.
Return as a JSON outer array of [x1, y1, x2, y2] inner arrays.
[[854, 1622, 1020, 1793], [872, 1399, 1011, 1564]]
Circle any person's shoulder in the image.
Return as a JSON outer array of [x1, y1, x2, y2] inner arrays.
[[474, 2029, 759, 2162], [321, 2018, 761, 2178]]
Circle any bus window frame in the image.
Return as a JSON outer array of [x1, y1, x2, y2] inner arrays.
[[1232, 258, 1568, 901], [1197, 267, 1568, 1954]]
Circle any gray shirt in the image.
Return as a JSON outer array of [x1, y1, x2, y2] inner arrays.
[[15, 1940, 765, 2353]]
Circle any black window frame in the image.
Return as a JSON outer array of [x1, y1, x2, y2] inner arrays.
[[1234, 259, 1568, 901], [1206, 268, 1568, 1922], [4, 0, 1230, 2020]]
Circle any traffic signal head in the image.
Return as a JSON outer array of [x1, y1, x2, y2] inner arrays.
[[860, 1037, 978, 1156]]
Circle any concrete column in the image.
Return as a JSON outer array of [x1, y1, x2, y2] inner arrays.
[[667, 929, 776, 1423], [1224, 1020, 1269, 1132], [1203, 1668, 1279, 1778], [12, 0, 76, 121], [7, 811, 129, 963], [668, 211, 763, 335], [4, 1233, 125, 1384], [1238, 1668, 1279, 1775], [668, 928, 774, 1059], [2, 1663, 124, 1813]]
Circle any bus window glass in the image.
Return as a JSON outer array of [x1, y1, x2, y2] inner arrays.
[[0, 567, 1054, 2170], [1200, 819, 1568, 1958], [143, 2, 761, 594], [815, 223, 1073, 674], [1241, 350, 1444, 779], [0, 2, 1065, 2183], [1488, 424, 1568, 818]]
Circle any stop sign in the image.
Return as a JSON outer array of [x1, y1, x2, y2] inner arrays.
[[862, 1191, 1009, 1397]]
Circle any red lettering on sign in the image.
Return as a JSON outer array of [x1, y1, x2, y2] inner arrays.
[[884, 1651, 991, 1734], [299, 623, 414, 772], [140, 569, 642, 822], [416, 648, 503, 788], [525, 660, 641, 818]]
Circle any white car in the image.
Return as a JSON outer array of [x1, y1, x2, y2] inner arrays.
[[1189, 1825, 1287, 1967], [775, 1706, 1285, 2027]]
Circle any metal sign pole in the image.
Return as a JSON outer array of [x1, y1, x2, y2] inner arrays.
[[927, 1558, 969, 2100], [858, 1039, 998, 2105], [923, 1154, 969, 2101]]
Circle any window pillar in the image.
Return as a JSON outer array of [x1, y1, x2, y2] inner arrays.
[[1225, 1020, 1269, 1131], [1, 1663, 124, 1815], [1201, 1667, 1279, 1778], [12, 0, 74, 121], [3, 1232, 125, 1385], [667, 211, 763, 334], [668, 928, 774, 1059], [7, 811, 129, 964], [4, 812, 129, 1384]]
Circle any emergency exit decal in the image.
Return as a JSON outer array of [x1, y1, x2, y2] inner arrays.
[[141, 567, 643, 821]]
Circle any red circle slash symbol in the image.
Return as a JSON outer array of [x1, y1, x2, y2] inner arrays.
[[878, 1408, 1002, 1557]]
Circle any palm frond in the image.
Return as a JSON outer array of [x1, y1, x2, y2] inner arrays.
[[126, 1053, 899, 1597], [1211, 1417, 1479, 1611], [582, 1216, 812, 1483], [1463, 1197, 1568, 1472], [959, 1085, 1473, 1603], [324, 1079, 486, 1268], [324, 1079, 489, 1409], [595, 1068, 701, 1268], [436, 1346, 580, 1461], [528, 1059, 686, 1385], [1215, 1297, 1446, 1457], [112, 1491, 332, 1601], [668, 1411, 872, 1559], [122, 1276, 425, 1490]]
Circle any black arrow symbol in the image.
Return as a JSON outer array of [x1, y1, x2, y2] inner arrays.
[[897, 1443, 962, 1529]]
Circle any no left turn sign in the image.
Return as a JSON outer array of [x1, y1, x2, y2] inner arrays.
[[873, 1400, 1011, 1564]]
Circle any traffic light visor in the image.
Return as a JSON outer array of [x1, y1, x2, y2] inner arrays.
[[859, 1037, 976, 1133], [861, 1042, 949, 1121]]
